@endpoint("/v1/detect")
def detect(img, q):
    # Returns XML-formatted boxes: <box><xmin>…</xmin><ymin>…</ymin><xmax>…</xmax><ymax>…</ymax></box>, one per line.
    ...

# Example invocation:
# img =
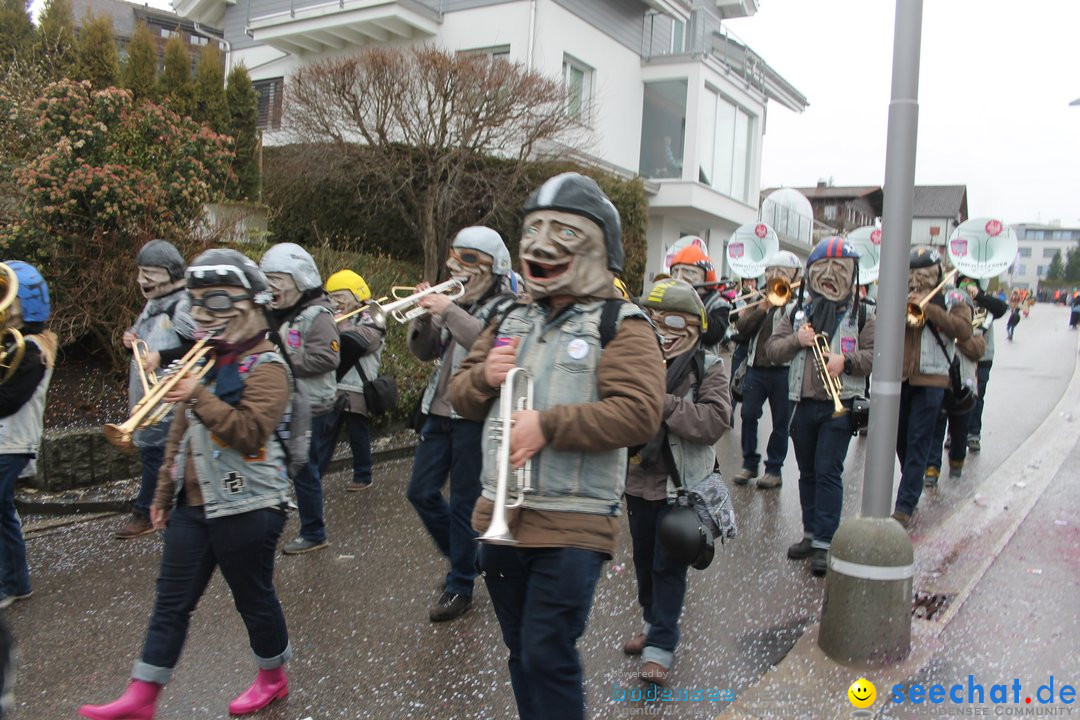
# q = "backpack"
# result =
<box><xmin>264</xmin><ymin>322</ymin><xmax>312</xmax><ymax>480</ymax></box>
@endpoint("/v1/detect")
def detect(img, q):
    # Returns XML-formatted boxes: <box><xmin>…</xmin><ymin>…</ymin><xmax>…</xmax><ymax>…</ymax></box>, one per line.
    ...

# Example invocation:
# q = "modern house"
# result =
<box><xmin>1008</xmin><ymin>222</ymin><xmax>1080</xmax><ymax>292</ymax></box>
<box><xmin>911</xmin><ymin>184</ymin><xmax>968</xmax><ymax>248</ymax></box>
<box><xmin>71</xmin><ymin>0</ymin><xmax>223</xmax><ymax>66</ymax></box>
<box><xmin>169</xmin><ymin>0</ymin><xmax>808</xmax><ymax>279</ymax></box>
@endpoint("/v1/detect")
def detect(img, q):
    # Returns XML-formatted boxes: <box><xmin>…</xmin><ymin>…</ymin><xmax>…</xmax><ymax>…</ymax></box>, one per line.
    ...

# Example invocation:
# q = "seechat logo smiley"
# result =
<box><xmin>848</xmin><ymin>677</ymin><xmax>876</xmax><ymax>708</ymax></box>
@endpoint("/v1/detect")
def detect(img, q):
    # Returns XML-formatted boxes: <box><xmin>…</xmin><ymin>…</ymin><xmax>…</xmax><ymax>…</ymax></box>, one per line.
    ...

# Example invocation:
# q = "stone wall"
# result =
<box><xmin>30</xmin><ymin>428</ymin><xmax>141</xmax><ymax>491</ymax></box>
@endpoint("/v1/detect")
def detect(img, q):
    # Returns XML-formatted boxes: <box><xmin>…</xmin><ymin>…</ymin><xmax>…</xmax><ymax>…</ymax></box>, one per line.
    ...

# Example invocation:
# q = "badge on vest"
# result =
<box><xmin>224</xmin><ymin>471</ymin><xmax>245</xmax><ymax>494</ymax></box>
<box><xmin>840</xmin><ymin>336</ymin><xmax>856</xmax><ymax>353</ymax></box>
<box><xmin>567</xmin><ymin>338</ymin><xmax>589</xmax><ymax>360</ymax></box>
<box><xmin>287</xmin><ymin>328</ymin><xmax>302</xmax><ymax>348</ymax></box>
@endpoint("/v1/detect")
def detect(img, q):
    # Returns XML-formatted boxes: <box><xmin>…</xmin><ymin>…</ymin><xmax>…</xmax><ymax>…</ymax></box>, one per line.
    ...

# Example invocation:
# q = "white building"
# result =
<box><xmin>170</xmin><ymin>0</ymin><xmax>807</xmax><ymax>279</ymax></box>
<box><xmin>1008</xmin><ymin>222</ymin><xmax>1080</xmax><ymax>292</ymax></box>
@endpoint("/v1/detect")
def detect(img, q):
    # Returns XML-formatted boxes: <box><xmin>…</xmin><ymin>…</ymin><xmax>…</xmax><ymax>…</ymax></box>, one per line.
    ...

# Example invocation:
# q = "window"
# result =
<box><xmin>697</xmin><ymin>87</ymin><xmax>754</xmax><ymax>203</ymax></box>
<box><xmin>1053</xmin><ymin>230</ymin><xmax>1066</xmax><ymax>240</ymax></box>
<box><xmin>1015</xmin><ymin>264</ymin><xmax>1027</xmax><ymax>276</ymax></box>
<box><xmin>824</xmin><ymin>205</ymin><xmax>838</xmax><ymax>221</ymax></box>
<box><xmin>1044</xmin><ymin>248</ymin><xmax>1060</xmax><ymax>258</ymax></box>
<box><xmin>1018</xmin><ymin>247</ymin><xmax>1032</xmax><ymax>257</ymax></box>
<box><xmin>562</xmin><ymin>55</ymin><xmax>593</xmax><ymax>123</ymax></box>
<box><xmin>1037</xmin><ymin>265</ymin><xmax>1048</xmax><ymax>278</ymax></box>
<box><xmin>639</xmin><ymin>79</ymin><xmax>687</xmax><ymax>179</ymax></box>
<box><xmin>253</xmin><ymin>77</ymin><xmax>284</xmax><ymax>131</ymax></box>
<box><xmin>160</xmin><ymin>28</ymin><xmax>177</xmax><ymax>38</ymax></box>
<box><xmin>671</xmin><ymin>18</ymin><xmax>685</xmax><ymax>53</ymax></box>
<box><xmin>459</xmin><ymin>45</ymin><xmax>510</xmax><ymax>61</ymax></box>
<box><xmin>190</xmin><ymin>35</ymin><xmax>209</xmax><ymax>46</ymax></box>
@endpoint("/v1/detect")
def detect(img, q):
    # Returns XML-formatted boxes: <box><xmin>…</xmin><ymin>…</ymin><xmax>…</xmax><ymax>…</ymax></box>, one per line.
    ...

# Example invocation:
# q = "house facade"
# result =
<box><xmin>72</xmin><ymin>0</ymin><xmax>223</xmax><ymax>66</ymax></box>
<box><xmin>1008</xmin><ymin>223</ymin><xmax>1080</xmax><ymax>292</ymax></box>
<box><xmin>169</xmin><ymin>0</ymin><xmax>807</xmax><ymax>280</ymax></box>
<box><xmin>910</xmin><ymin>184</ymin><xmax>968</xmax><ymax>248</ymax></box>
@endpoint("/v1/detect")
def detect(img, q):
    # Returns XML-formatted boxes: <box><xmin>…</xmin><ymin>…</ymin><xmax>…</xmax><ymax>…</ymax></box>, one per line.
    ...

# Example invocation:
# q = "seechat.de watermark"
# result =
<box><xmin>846</xmin><ymin>675</ymin><xmax>1078</xmax><ymax>717</ymax></box>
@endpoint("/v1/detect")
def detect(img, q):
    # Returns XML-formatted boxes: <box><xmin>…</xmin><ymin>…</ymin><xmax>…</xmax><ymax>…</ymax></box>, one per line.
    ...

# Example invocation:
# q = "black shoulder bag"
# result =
<box><xmin>927</xmin><ymin>324</ymin><xmax>976</xmax><ymax>415</ymax></box>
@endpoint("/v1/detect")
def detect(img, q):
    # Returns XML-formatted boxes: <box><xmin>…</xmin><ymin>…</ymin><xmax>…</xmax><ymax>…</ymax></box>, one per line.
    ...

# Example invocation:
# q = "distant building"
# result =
<box><xmin>1008</xmin><ymin>222</ymin><xmax>1080</xmax><ymax>291</ymax></box>
<box><xmin>911</xmin><ymin>184</ymin><xmax>968</xmax><ymax>248</ymax></box>
<box><xmin>71</xmin><ymin>0</ymin><xmax>223</xmax><ymax>68</ymax></box>
<box><xmin>763</xmin><ymin>183</ymin><xmax>883</xmax><ymax>236</ymax></box>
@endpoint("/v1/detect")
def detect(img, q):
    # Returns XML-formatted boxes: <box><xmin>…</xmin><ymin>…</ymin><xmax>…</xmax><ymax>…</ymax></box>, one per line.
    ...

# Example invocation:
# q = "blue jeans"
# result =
<box><xmin>134</xmin><ymin>444</ymin><xmax>166</xmax><ymax>518</ymax></box>
<box><xmin>135</xmin><ymin>503</ymin><xmax>290</xmax><ymax>685</ymax></box>
<box><xmin>740</xmin><ymin>366</ymin><xmax>792</xmax><ymax>475</ymax></box>
<box><xmin>789</xmin><ymin>400</ymin><xmax>854</xmax><ymax>548</ymax></box>
<box><xmin>345</xmin><ymin>413</ymin><xmax>373</xmax><ymax>485</ymax></box>
<box><xmin>928</xmin><ymin>405</ymin><xmax>972</xmax><ymax>470</ymax></box>
<box><xmin>294</xmin><ymin>410</ymin><xmax>338</xmax><ymax>542</ymax></box>
<box><xmin>478</xmin><ymin>544</ymin><xmax>605</xmax><ymax>720</ymax></box>
<box><xmin>406</xmin><ymin>416</ymin><xmax>482</xmax><ymax>596</ymax></box>
<box><xmin>967</xmin><ymin>363</ymin><xmax>991</xmax><ymax>440</ymax></box>
<box><xmin>626</xmin><ymin>495</ymin><xmax>687</xmax><ymax>669</ymax></box>
<box><xmin>0</xmin><ymin>455</ymin><xmax>31</xmax><ymax>598</ymax></box>
<box><xmin>730</xmin><ymin>343</ymin><xmax>748</xmax><ymax>407</ymax></box>
<box><xmin>894</xmin><ymin>384</ymin><xmax>945</xmax><ymax>516</ymax></box>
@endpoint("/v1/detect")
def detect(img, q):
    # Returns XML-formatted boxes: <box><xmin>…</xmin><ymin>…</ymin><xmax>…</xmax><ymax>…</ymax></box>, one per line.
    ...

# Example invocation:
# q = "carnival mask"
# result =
<box><xmin>328</xmin><ymin>289</ymin><xmax>360</xmax><ymax>315</ymax></box>
<box><xmin>138</xmin><ymin>266</ymin><xmax>182</xmax><ymax>300</ymax></box>
<box><xmin>447</xmin><ymin>247</ymin><xmax>496</xmax><ymax>305</ymax></box>
<box><xmin>670</xmin><ymin>264</ymin><xmax>706</xmax><ymax>286</ymax></box>
<box><xmin>520</xmin><ymin>209</ymin><xmax>614</xmax><ymax>299</ymax></box>
<box><xmin>189</xmin><ymin>286</ymin><xmax>266</xmax><ymax>345</ymax></box>
<box><xmin>909</xmin><ymin>265</ymin><xmax>941</xmax><ymax>295</ymax></box>
<box><xmin>807</xmin><ymin>258</ymin><xmax>855</xmax><ymax>302</ymax></box>
<box><xmin>266</xmin><ymin>272</ymin><xmax>301</xmax><ymax>310</ymax></box>
<box><xmin>648</xmin><ymin>309</ymin><xmax>700</xmax><ymax>358</ymax></box>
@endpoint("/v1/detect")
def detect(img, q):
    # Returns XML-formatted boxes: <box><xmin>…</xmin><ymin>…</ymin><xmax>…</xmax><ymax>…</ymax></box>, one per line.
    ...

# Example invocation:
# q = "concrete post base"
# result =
<box><xmin>819</xmin><ymin>516</ymin><xmax>914</xmax><ymax>666</ymax></box>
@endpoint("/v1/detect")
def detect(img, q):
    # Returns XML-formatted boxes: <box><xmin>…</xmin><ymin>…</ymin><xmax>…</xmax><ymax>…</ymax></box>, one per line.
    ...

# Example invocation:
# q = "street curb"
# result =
<box><xmin>718</xmin><ymin>330</ymin><xmax>1080</xmax><ymax>718</ymax></box>
<box><xmin>16</xmin><ymin>439</ymin><xmax>418</xmax><ymax>517</ymax></box>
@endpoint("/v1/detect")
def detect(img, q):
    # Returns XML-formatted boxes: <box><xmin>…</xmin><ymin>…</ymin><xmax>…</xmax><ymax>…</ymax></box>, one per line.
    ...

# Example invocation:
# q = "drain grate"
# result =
<box><xmin>911</xmin><ymin>591</ymin><xmax>953</xmax><ymax>619</ymax></box>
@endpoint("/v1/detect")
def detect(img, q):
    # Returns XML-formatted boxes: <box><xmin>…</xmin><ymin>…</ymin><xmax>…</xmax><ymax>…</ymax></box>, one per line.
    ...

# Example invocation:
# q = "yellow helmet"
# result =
<box><xmin>325</xmin><ymin>269</ymin><xmax>371</xmax><ymax>302</ymax></box>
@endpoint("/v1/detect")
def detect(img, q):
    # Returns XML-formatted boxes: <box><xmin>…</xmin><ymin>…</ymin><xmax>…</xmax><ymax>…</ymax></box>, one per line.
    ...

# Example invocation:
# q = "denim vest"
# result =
<box><xmin>980</xmin><ymin>322</ymin><xmax>995</xmax><ymax>363</ymax></box>
<box><xmin>787</xmin><ymin>307</ymin><xmax>867</xmax><ymax>402</ymax></box>
<box><xmin>421</xmin><ymin>295</ymin><xmax>514</xmax><ymax>419</ymax></box>
<box><xmin>918</xmin><ymin>291</ymin><xmax>966</xmax><ymax>378</ymax></box>
<box><xmin>0</xmin><ymin>335</ymin><xmax>53</xmax><ymax>456</ymax></box>
<box><xmin>172</xmin><ymin>352</ymin><xmax>292</xmax><ymax>519</ymax></box>
<box><xmin>279</xmin><ymin>304</ymin><xmax>337</xmax><ymax>414</ymax></box>
<box><xmin>747</xmin><ymin>302</ymin><xmax>795</xmax><ymax>367</ymax></box>
<box><xmin>663</xmin><ymin>353</ymin><xmax>721</xmax><ymax>500</ymax></box>
<box><xmin>338</xmin><ymin>347</ymin><xmax>382</xmax><ymax>396</ymax></box>
<box><xmin>128</xmin><ymin>291</ymin><xmax>194</xmax><ymax>447</ymax></box>
<box><xmin>479</xmin><ymin>301</ymin><xmax>648</xmax><ymax>515</ymax></box>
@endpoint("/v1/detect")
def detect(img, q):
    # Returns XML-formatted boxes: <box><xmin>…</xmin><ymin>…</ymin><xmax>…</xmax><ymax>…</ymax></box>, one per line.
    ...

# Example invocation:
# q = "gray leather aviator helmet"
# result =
<box><xmin>137</xmin><ymin>239</ymin><xmax>185</xmax><ymax>281</ymax></box>
<box><xmin>187</xmin><ymin>248</ymin><xmax>271</xmax><ymax>304</ymax></box>
<box><xmin>523</xmin><ymin>172</ymin><xmax>624</xmax><ymax>274</ymax></box>
<box><xmin>260</xmin><ymin>242</ymin><xmax>323</xmax><ymax>291</ymax></box>
<box><xmin>453</xmin><ymin>226</ymin><xmax>512</xmax><ymax>276</ymax></box>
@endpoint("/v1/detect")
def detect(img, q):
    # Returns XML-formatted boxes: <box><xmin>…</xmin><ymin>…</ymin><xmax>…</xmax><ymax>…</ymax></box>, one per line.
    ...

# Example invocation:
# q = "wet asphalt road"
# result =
<box><xmin>9</xmin><ymin>305</ymin><xmax>1078</xmax><ymax>720</ymax></box>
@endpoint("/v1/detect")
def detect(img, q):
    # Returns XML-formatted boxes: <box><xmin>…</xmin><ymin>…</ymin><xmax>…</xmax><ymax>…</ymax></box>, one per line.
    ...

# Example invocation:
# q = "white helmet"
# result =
<box><xmin>453</xmin><ymin>226</ymin><xmax>512</xmax><ymax>276</ymax></box>
<box><xmin>260</xmin><ymin>243</ymin><xmax>322</xmax><ymax>291</ymax></box>
<box><xmin>766</xmin><ymin>250</ymin><xmax>802</xmax><ymax>270</ymax></box>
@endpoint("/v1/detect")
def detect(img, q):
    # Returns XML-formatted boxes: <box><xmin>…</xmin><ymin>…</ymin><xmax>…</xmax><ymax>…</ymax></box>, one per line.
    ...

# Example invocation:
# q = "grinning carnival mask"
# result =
<box><xmin>520</xmin><ymin>173</ymin><xmax>623</xmax><ymax>301</ymax></box>
<box><xmin>670</xmin><ymin>264</ymin><xmax>705</xmax><ymax>286</ymax></box>
<box><xmin>640</xmin><ymin>278</ymin><xmax>706</xmax><ymax>358</ymax></box>
<box><xmin>261</xmin><ymin>243</ymin><xmax>323</xmax><ymax>310</ymax></box>
<box><xmin>909</xmin><ymin>246</ymin><xmax>942</xmax><ymax>295</ymax></box>
<box><xmin>807</xmin><ymin>259</ymin><xmax>855</xmax><ymax>302</ymax></box>
<box><xmin>265</xmin><ymin>272</ymin><xmax>301</xmax><ymax>310</ymax></box>
<box><xmin>186</xmin><ymin>249</ymin><xmax>271</xmax><ymax>345</ymax></box>
<box><xmin>446</xmin><ymin>226</ymin><xmax>510</xmax><ymax>305</ymax></box>
<box><xmin>136</xmin><ymin>240</ymin><xmax>186</xmax><ymax>299</ymax></box>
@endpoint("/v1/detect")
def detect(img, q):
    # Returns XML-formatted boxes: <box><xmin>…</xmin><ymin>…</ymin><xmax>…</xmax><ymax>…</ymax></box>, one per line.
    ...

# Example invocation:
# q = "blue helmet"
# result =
<box><xmin>807</xmin><ymin>236</ymin><xmax>860</xmax><ymax>265</ymax></box>
<box><xmin>5</xmin><ymin>261</ymin><xmax>50</xmax><ymax>323</ymax></box>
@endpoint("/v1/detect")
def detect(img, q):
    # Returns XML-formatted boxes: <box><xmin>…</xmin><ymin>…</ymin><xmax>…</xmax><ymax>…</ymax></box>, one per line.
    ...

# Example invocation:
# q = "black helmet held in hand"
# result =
<box><xmin>658</xmin><ymin>498</ymin><xmax>715</xmax><ymax>570</ymax></box>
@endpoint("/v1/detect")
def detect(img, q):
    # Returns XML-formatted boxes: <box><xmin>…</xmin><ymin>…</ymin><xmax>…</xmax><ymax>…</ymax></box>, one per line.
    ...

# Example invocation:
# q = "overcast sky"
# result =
<box><xmin>728</xmin><ymin>0</ymin><xmax>1080</xmax><ymax>226</ymax></box>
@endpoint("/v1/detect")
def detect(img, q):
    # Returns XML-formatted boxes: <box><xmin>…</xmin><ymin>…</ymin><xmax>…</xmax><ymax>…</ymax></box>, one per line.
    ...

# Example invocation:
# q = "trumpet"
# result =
<box><xmin>765</xmin><ymin>278</ymin><xmax>800</xmax><ymax>307</ymax></box>
<box><xmin>906</xmin><ymin>269</ymin><xmax>959</xmax><ymax>328</ymax></box>
<box><xmin>368</xmin><ymin>279</ymin><xmax>465</xmax><ymax>325</ymax></box>
<box><xmin>812</xmin><ymin>332</ymin><xmax>847</xmax><ymax>417</ymax></box>
<box><xmin>972</xmin><ymin>307</ymin><xmax>990</xmax><ymax>331</ymax></box>
<box><xmin>333</xmin><ymin>298</ymin><xmax>387</xmax><ymax>325</ymax></box>
<box><xmin>104</xmin><ymin>336</ymin><xmax>216</xmax><ymax>451</ymax></box>
<box><xmin>479</xmin><ymin>367</ymin><xmax>534</xmax><ymax>545</ymax></box>
<box><xmin>131</xmin><ymin>339</ymin><xmax>159</xmax><ymax>397</ymax></box>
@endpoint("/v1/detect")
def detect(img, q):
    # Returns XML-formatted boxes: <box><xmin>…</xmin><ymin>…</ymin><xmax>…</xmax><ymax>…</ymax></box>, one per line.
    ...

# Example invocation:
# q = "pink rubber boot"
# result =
<box><xmin>78</xmin><ymin>679</ymin><xmax>161</xmax><ymax>720</ymax></box>
<box><xmin>228</xmin><ymin>666</ymin><xmax>289</xmax><ymax>715</ymax></box>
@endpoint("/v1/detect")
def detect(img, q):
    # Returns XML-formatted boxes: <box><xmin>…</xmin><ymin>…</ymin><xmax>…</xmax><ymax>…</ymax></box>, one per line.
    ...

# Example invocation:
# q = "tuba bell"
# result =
<box><xmin>479</xmin><ymin>366</ymin><xmax>534</xmax><ymax>545</ymax></box>
<box><xmin>0</xmin><ymin>264</ymin><xmax>26</xmax><ymax>385</ymax></box>
<box><xmin>726</xmin><ymin>222</ymin><xmax>780</xmax><ymax>281</ymax></box>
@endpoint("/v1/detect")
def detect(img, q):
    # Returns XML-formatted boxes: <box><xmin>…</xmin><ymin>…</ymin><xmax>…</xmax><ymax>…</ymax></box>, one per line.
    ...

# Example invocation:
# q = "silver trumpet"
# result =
<box><xmin>369</xmin><ymin>279</ymin><xmax>465</xmax><ymax>325</ymax></box>
<box><xmin>480</xmin><ymin>366</ymin><xmax>534</xmax><ymax>545</ymax></box>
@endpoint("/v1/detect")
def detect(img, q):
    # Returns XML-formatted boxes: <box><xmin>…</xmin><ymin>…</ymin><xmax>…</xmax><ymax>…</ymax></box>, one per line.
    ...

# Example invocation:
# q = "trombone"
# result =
<box><xmin>104</xmin><ymin>336</ymin><xmax>216</xmax><ymax>451</ymax></box>
<box><xmin>812</xmin><ymin>333</ymin><xmax>847</xmax><ymax>418</ymax></box>
<box><xmin>369</xmin><ymin>279</ymin><xmax>465</xmax><ymax>325</ymax></box>
<box><xmin>333</xmin><ymin>297</ymin><xmax>387</xmax><ymax>325</ymax></box>
<box><xmin>906</xmin><ymin>269</ymin><xmax>959</xmax><ymax>328</ymax></box>
<box><xmin>727</xmin><ymin>280</ymin><xmax>800</xmax><ymax>318</ymax></box>
<box><xmin>479</xmin><ymin>367</ymin><xmax>534</xmax><ymax>545</ymax></box>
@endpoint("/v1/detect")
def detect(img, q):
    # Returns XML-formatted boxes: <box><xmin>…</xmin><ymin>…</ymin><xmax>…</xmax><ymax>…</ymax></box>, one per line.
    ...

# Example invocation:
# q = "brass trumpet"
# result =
<box><xmin>812</xmin><ymin>333</ymin><xmax>847</xmax><ymax>417</ymax></box>
<box><xmin>0</xmin><ymin>263</ymin><xmax>26</xmax><ymax>385</ymax></box>
<box><xmin>906</xmin><ymin>269</ymin><xmax>959</xmax><ymax>328</ymax></box>
<box><xmin>104</xmin><ymin>336</ymin><xmax>216</xmax><ymax>451</ymax></box>
<box><xmin>479</xmin><ymin>367</ymin><xmax>534</xmax><ymax>545</ymax></box>
<box><xmin>369</xmin><ymin>279</ymin><xmax>465</xmax><ymax>325</ymax></box>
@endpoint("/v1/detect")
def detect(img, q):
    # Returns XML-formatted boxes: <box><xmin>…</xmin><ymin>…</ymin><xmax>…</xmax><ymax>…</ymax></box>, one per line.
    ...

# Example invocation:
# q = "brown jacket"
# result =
<box><xmin>450</xmin><ymin>308</ymin><xmax>665</xmax><ymax>557</ymax></box>
<box><xmin>764</xmin><ymin>307</ymin><xmax>875</xmax><ymax>401</ymax></box>
<box><xmin>153</xmin><ymin>339</ymin><xmax>290</xmax><ymax>510</ymax></box>
<box><xmin>902</xmin><ymin>302</ymin><xmax>973</xmax><ymax>387</ymax></box>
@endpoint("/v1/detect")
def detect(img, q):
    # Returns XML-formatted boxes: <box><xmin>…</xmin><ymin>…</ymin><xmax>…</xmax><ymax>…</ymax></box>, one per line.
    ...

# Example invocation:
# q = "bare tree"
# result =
<box><xmin>287</xmin><ymin>46</ymin><xmax>586</xmax><ymax>280</ymax></box>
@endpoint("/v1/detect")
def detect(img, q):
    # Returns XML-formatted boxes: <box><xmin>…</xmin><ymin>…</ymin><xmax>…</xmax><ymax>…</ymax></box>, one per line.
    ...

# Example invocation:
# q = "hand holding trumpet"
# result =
<box><xmin>416</xmin><ymin>281</ymin><xmax>454</xmax><ymax>316</ymax></box>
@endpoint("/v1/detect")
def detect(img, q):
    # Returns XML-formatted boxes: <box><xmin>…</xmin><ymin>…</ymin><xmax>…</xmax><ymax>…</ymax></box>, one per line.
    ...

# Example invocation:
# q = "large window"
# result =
<box><xmin>459</xmin><ymin>45</ymin><xmax>510</xmax><ymax>61</ymax></box>
<box><xmin>639</xmin><ymin>79</ymin><xmax>687</xmax><ymax>179</ymax></box>
<box><xmin>1018</xmin><ymin>247</ymin><xmax>1032</xmax><ymax>257</ymax></box>
<box><xmin>562</xmin><ymin>55</ymin><xmax>593</xmax><ymax>124</ymax></box>
<box><xmin>1043</xmin><ymin>247</ymin><xmax>1060</xmax><ymax>258</ymax></box>
<box><xmin>698</xmin><ymin>87</ymin><xmax>754</xmax><ymax>202</ymax></box>
<box><xmin>253</xmin><ymin>77</ymin><xmax>284</xmax><ymax>131</ymax></box>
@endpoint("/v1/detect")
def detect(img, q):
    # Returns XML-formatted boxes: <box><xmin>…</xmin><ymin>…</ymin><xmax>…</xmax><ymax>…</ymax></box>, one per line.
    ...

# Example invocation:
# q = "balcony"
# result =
<box><xmin>247</xmin><ymin>0</ymin><xmax>442</xmax><ymax>56</ymax></box>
